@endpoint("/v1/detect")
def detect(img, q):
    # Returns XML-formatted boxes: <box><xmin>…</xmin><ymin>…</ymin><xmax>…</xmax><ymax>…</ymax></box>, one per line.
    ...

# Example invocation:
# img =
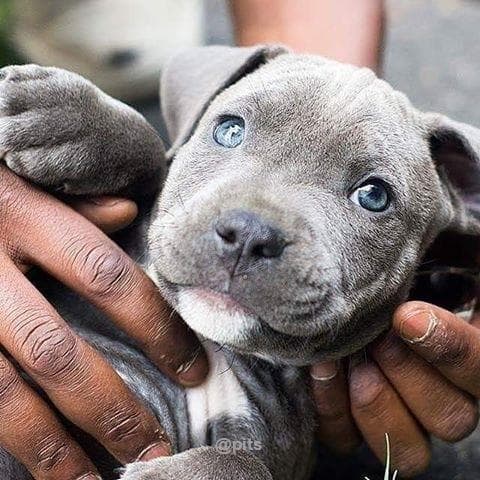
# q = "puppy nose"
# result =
<box><xmin>214</xmin><ymin>210</ymin><xmax>286</xmax><ymax>266</ymax></box>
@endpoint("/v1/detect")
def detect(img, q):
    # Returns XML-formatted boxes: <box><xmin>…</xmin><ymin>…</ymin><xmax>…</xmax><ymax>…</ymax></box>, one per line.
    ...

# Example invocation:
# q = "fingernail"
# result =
<box><xmin>136</xmin><ymin>441</ymin><xmax>171</xmax><ymax>462</ymax></box>
<box><xmin>311</xmin><ymin>361</ymin><xmax>338</xmax><ymax>382</ymax></box>
<box><xmin>177</xmin><ymin>349</ymin><xmax>209</xmax><ymax>386</ymax></box>
<box><xmin>400</xmin><ymin>310</ymin><xmax>438</xmax><ymax>343</ymax></box>
<box><xmin>88</xmin><ymin>196</ymin><xmax>124</xmax><ymax>207</ymax></box>
<box><xmin>76</xmin><ymin>474</ymin><xmax>102</xmax><ymax>480</ymax></box>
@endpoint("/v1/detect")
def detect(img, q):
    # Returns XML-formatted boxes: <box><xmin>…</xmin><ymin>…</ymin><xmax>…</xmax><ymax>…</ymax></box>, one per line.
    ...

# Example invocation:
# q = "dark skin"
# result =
<box><xmin>0</xmin><ymin>166</ymin><xmax>208</xmax><ymax>480</ymax></box>
<box><xmin>312</xmin><ymin>304</ymin><xmax>480</xmax><ymax>477</ymax></box>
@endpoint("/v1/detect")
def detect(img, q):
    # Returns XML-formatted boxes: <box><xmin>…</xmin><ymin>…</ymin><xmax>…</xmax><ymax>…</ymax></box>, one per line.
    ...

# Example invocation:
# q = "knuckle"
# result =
<box><xmin>98</xmin><ymin>404</ymin><xmax>146</xmax><ymax>446</ymax></box>
<box><xmin>6</xmin><ymin>303</ymin><xmax>85</xmax><ymax>380</ymax></box>
<box><xmin>436</xmin><ymin>400</ymin><xmax>479</xmax><ymax>442</ymax></box>
<box><xmin>35</xmin><ymin>433</ymin><xmax>70</xmax><ymax>473</ymax></box>
<box><xmin>86</xmin><ymin>250</ymin><xmax>132</xmax><ymax>299</ymax></box>
<box><xmin>17</xmin><ymin>318</ymin><xmax>80</xmax><ymax>380</ymax></box>
<box><xmin>66</xmin><ymin>238</ymin><xmax>133</xmax><ymax>299</ymax></box>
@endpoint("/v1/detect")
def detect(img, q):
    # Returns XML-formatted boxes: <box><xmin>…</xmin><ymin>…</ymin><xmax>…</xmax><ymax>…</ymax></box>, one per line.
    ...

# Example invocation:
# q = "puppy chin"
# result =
<box><xmin>176</xmin><ymin>288</ymin><xmax>260</xmax><ymax>347</ymax></box>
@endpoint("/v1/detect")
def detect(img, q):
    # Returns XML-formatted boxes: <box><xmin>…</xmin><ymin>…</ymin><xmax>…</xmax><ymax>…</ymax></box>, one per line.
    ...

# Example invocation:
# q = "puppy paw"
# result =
<box><xmin>119</xmin><ymin>459</ymin><xmax>172</xmax><ymax>480</ymax></box>
<box><xmin>119</xmin><ymin>448</ymin><xmax>272</xmax><ymax>480</ymax></box>
<box><xmin>0</xmin><ymin>64</ymin><xmax>164</xmax><ymax>195</ymax></box>
<box><xmin>0</xmin><ymin>64</ymin><xmax>104</xmax><ymax>192</ymax></box>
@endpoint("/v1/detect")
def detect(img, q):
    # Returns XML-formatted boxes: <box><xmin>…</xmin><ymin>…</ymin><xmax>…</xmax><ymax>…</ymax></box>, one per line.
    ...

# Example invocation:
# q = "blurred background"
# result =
<box><xmin>0</xmin><ymin>0</ymin><xmax>479</xmax><ymax>128</ymax></box>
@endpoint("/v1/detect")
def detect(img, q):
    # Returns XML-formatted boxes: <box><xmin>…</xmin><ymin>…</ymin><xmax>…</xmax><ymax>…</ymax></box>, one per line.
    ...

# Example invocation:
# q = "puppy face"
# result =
<box><xmin>149</xmin><ymin>47</ymin><xmax>480</xmax><ymax>365</ymax></box>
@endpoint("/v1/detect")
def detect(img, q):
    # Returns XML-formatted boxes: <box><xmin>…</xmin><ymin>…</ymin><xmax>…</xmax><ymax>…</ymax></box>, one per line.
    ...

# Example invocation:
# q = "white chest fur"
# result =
<box><xmin>185</xmin><ymin>341</ymin><xmax>251</xmax><ymax>446</ymax></box>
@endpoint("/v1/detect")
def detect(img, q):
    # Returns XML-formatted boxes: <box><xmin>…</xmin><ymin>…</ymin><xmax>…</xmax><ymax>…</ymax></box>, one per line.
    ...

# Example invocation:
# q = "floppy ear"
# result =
<box><xmin>160</xmin><ymin>44</ymin><xmax>288</xmax><ymax>156</ymax></box>
<box><xmin>425</xmin><ymin>113</ymin><xmax>480</xmax><ymax>235</ymax></box>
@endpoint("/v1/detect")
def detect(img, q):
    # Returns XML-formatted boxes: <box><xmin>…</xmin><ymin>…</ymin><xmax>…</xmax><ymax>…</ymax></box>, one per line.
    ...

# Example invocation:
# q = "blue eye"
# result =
<box><xmin>350</xmin><ymin>180</ymin><xmax>390</xmax><ymax>212</ymax></box>
<box><xmin>213</xmin><ymin>117</ymin><xmax>245</xmax><ymax>148</ymax></box>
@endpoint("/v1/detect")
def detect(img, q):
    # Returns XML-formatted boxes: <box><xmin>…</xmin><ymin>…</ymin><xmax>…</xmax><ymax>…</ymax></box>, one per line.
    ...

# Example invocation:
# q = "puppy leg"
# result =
<box><xmin>120</xmin><ymin>446</ymin><xmax>272</xmax><ymax>480</ymax></box>
<box><xmin>0</xmin><ymin>64</ymin><xmax>165</xmax><ymax>197</ymax></box>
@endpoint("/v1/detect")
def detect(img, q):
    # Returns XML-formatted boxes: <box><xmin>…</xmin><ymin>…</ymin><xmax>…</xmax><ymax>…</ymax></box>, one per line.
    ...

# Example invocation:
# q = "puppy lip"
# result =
<box><xmin>153</xmin><ymin>272</ymin><xmax>258</xmax><ymax>317</ymax></box>
<box><xmin>186</xmin><ymin>286</ymin><xmax>254</xmax><ymax>316</ymax></box>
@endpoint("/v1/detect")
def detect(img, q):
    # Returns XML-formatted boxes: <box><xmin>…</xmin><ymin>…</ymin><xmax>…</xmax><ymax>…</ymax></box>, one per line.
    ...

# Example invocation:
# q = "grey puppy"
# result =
<box><xmin>0</xmin><ymin>45</ymin><xmax>479</xmax><ymax>480</ymax></box>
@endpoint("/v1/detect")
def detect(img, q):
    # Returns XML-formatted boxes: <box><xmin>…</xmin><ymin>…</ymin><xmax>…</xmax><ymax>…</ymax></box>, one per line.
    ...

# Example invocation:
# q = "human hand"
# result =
<box><xmin>311</xmin><ymin>302</ymin><xmax>480</xmax><ymax>477</ymax></box>
<box><xmin>0</xmin><ymin>166</ymin><xmax>208</xmax><ymax>480</ymax></box>
<box><xmin>231</xmin><ymin>0</ymin><xmax>384</xmax><ymax>73</ymax></box>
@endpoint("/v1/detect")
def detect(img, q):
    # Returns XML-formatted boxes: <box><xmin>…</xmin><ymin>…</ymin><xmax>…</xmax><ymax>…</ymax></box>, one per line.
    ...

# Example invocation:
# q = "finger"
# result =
<box><xmin>372</xmin><ymin>331</ymin><xmax>478</xmax><ymax>442</ymax></box>
<box><xmin>0</xmin><ymin>351</ymin><xmax>100</xmax><ymax>480</ymax></box>
<box><xmin>394</xmin><ymin>301</ymin><xmax>480</xmax><ymax>398</ymax></box>
<box><xmin>1</xmin><ymin>167</ymin><xmax>207</xmax><ymax>386</ymax></box>
<box><xmin>12</xmin><ymin>194</ymin><xmax>138</xmax><ymax>284</ymax></box>
<box><xmin>349</xmin><ymin>359</ymin><xmax>431</xmax><ymax>477</ymax></box>
<box><xmin>68</xmin><ymin>197</ymin><xmax>138</xmax><ymax>234</ymax></box>
<box><xmin>0</xmin><ymin>354</ymin><xmax>101</xmax><ymax>480</ymax></box>
<box><xmin>0</xmin><ymin>258</ymin><xmax>171</xmax><ymax>465</ymax></box>
<box><xmin>310</xmin><ymin>361</ymin><xmax>361</xmax><ymax>454</ymax></box>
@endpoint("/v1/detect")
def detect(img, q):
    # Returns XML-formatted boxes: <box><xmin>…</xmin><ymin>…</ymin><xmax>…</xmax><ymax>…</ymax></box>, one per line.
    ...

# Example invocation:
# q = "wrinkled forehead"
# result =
<box><xmin>209</xmin><ymin>54</ymin><xmax>424</xmax><ymax>162</ymax></box>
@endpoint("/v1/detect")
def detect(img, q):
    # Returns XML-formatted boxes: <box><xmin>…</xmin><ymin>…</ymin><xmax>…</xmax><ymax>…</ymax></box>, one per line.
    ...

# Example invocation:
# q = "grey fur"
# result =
<box><xmin>0</xmin><ymin>46</ymin><xmax>479</xmax><ymax>479</ymax></box>
<box><xmin>0</xmin><ymin>64</ymin><xmax>165</xmax><ymax>197</ymax></box>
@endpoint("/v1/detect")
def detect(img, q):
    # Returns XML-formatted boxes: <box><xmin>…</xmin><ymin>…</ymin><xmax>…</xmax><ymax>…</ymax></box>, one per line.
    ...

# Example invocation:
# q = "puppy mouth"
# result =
<box><xmin>157</xmin><ymin>275</ymin><xmax>362</xmax><ymax>364</ymax></box>
<box><xmin>169</xmin><ymin>284</ymin><xmax>263</xmax><ymax>349</ymax></box>
<box><xmin>153</xmin><ymin>269</ymin><xmax>259</xmax><ymax>318</ymax></box>
<box><xmin>156</xmin><ymin>271</ymin><xmax>333</xmax><ymax>339</ymax></box>
<box><xmin>184</xmin><ymin>287</ymin><xmax>256</xmax><ymax>316</ymax></box>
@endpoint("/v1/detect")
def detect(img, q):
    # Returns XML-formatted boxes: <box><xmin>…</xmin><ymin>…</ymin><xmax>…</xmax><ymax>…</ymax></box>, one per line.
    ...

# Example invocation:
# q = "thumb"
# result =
<box><xmin>69</xmin><ymin>196</ymin><xmax>138</xmax><ymax>233</ymax></box>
